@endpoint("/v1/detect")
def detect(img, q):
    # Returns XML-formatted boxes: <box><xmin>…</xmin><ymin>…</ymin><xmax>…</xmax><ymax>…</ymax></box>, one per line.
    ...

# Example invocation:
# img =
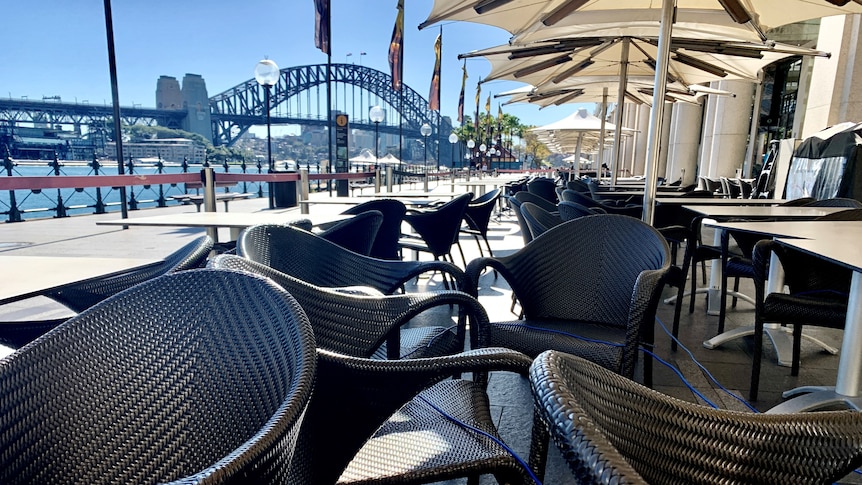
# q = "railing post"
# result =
<box><xmin>299</xmin><ymin>168</ymin><xmax>310</xmax><ymax>215</ymax></box>
<box><xmin>156</xmin><ymin>156</ymin><xmax>167</xmax><ymax>207</ymax></box>
<box><xmin>51</xmin><ymin>152</ymin><xmax>67</xmax><ymax>218</ymax></box>
<box><xmin>3</xmin><ymin>146</ymin><xmax>22</xmax><ymax>223</ymax></box>
<box><xmin>202</xmin><ymin>167</ymin><xmax>218</xmax><ymax>242</ymax></box>
<box><xmin>90</xmin><ymin>153</ymin><xmax>106</xmax><ymax>214</ymax></box>
<box><xmin>375</xmin><ymin>167</ymin><xmax>381</xmax><ymax>193</ymax></box>
<box><xmin>386</xmin><ymin>165</ymin><xmax>393</xmax><ymax>192</ymax></box>
<box><xmin>256</xmin><ymin>160</ymin><xmax>264</xmax><ymax>199</ymax></box>
<box><xmin>240</xmin><ymin>159</ymin><xmax>249</xmax><ymax>194</ymax></box>
<box><xmin>126</xmin><ymin>154</ymin><xmax>138</xmax><ymax>210</ymax></box>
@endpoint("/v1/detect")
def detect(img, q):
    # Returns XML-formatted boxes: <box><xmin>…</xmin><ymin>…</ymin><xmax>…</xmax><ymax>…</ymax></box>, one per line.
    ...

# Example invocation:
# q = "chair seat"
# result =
<box><xmin>487</xmin><ymin>319</ymin><xmax>627</xmax><ymax>372</ymax></box>
<box><xmin>763</xmin><ymin>293</ymin><xmax>848</xmax><ymax>328</ymax></box>
<box><xmin>372</xmin><ymin>326</ymin><xmax>462</xmax><ymax>360</ymax></box>
<box><xmin>338</xmin><ymin>379</ymin><xmax>526</xmax><ymax>484</ymax></box>
<box><xmin>726</xmin><ymin>256</ymin><xmax>755</xmax><ymax>278</ymax></box>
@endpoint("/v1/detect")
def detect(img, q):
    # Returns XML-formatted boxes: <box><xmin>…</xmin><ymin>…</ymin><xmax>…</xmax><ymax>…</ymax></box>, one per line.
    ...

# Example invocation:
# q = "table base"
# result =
<box><xmin>767</xmin><ymin>387</ymin><xmax>862</xmax><ymax>413</ymax></box>
<box><xmin>703</xmin><ymin>323</ymin><xmax>838</xmax><ymax>367</ymax></box>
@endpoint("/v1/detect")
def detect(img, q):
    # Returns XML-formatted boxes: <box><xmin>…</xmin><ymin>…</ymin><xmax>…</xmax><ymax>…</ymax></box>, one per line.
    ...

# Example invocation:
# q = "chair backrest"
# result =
<box><xmin>780</xmin><ymin>196</ymin><xmax>816</xmax><ymax>206</ymax></box>
<box><xmin>804</xmin><ymin>197</ymin><xmax>862</xmax><ymax>208</ymax></box>
<box><xmin>507</xmin><ymin>195</ymin><xmax>533</xmax><ymax>245</ymax></box>
<box><xmin>464</xmin><ymin>188</ymin><xmax>502</xmax><ymax>236</ymax></box>
<box><xmin>514</xmin><ymin>190</ymin><xmax>559</xmax><ymax>212</ymax></box>
<box><xmin>527</xmin><ymin>177</ymin><xmax>559</xmax><ymax>203</ymax></box>
<box><xmin>557</xmin><ymin>201</ymin><xmax>602</xmax><ymax>221</ymax></box>
<box><xmin>341</xmin><ymin>199</ymin><xmax>406</xmax><ymax>260</ymax></box>
<box><xmin>403</xmin><ymin>193</ymin><xmax>473</xmax><ymax>258</ymax></box>
<box><xmin>0</xmin><ymin>269</ymin><xmax>316</xmax><ymax>484</ymax></box>
<box><xmin>735</xmin><ymin>178</ymin><xmax>753</xmax><ymax>198</ymax></box>
<box><xmin>49</xmin><ymin>235</ymin><xmax>214</xmax><ymax>313</ymax></box>
<box><xmin>818</xmin><ymin>208</ymin><xmax>862</xmax><ymax>220</ymax></box>
<box><xmin>238</xmin><ymin>223</ymin><xmax>468</xmax><ymax>294</ymax></box>
<box><xmin>563</xmin><ymin>189</ymin><xmax>603</xmax><ymax>208</ymax></box>
<box><xmin>678</xmin><ymin>189</ymin><xmax>714</xmax><ymax>198</ymax></box>
<box><xmin>566</xmin><ymin>179</ymin><xmax>591</xmax><ymax>193</ymax></box>
<box><xmin>531</xmin><ymin>350</ymin><xmax>862</xmax><ymax>484</ymax></box>
<box><xmin>318</xmin><ymin>209</ymin><xmax>383</xmax><ymax>256</ymax></box>
<box><xmin>494</xmin><ymin>215</ymin><xmax>669</xmax><ymax>328</ymax></box>
<box><xmin>520</xmin><ymin>201</ymin><xmax>564</xmax><ymax>239</ymax></box>
<box><xmin>702</xmin><ymin>177</ymin><xmax>723</xmax><ymax>194</ymax></box>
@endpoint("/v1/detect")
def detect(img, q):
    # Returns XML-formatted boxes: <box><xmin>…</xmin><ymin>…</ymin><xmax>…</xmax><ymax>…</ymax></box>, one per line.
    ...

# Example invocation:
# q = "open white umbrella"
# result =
<box><xmin>423</xmin><ymin>0</ymin><xmax>862</xmax><ymax>223</ymax></box>
<box><xmin>531</xmin><ymin>107</ymin><xmax>637</xmax><ymax>170</ymax></box>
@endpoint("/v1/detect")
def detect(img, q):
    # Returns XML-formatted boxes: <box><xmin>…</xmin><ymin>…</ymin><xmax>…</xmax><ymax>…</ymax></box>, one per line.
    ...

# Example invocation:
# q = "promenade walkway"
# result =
<box><xmin>0</xmin><ymin>181</ymin><xmax>855</xmax><ymax>484</ymax></box>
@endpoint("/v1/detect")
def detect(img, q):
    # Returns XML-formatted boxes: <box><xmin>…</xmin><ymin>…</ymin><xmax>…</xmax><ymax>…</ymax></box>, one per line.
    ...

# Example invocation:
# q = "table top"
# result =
<box><xmin>706</xmin><ymin>220</ymin><xmax>862</xmax><ymax>239</ymax></box>
<box><xmin>777</xmin><ymin>234</ymin><xmax>862</xmax><ymax>273</ymax></box>
<box><xmin>357</xmin><ymin>191</ymin><xmax>460</xmax><ymax>198</ymax></box>
<box><xmin>658</xmin><ymin>198</ymin><xmax>785</xmax><ymax>206</ymax></box>
<box><xmin>681</xmin><ymin>205</ymin><xmax>846</xmax><ymax>219</ymax></box>
<box><xmin>96</xmin><ymin>212</ymin><xmax>351</xmax><ymax>229</ymax></box>
<box><xmin>299</xmin><ymin>197</ymin><xmax>442</xmax><ymax>207</ymax></box>
<box><xmin>1</xmin><ymin>255</ymin><xmax>162</xmax><ymax>305</ymax></box>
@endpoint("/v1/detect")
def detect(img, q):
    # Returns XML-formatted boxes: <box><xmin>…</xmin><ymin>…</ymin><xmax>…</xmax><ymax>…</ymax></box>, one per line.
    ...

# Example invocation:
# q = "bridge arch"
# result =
<box><xmin>209</xmin><ymin>63</ymin><xmax>452</xmax><ymax>164</ymax></box>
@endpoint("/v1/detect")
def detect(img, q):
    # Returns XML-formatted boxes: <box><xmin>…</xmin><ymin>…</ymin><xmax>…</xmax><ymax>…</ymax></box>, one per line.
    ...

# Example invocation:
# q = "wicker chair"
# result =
<box><xmin>526</xmin><ymin>177</ymin><xmax>559</xmax><ymax>203</ymax></box>
<box><xmin>514</xmin><ymin>190</ymin><xmax>558</xmax><ymax>213</ymax></box>
<box><xmin>557</xmin><ymin>200</ymin><xmax>604</xmax><ymax>221</ymax></box>
<box><xmin>465</xmin><ymin>215</ymin><xmax>670</xmax><ymax>383</ymax></box>
<box><xmin>804</xmin><ymin>197</ymin><xmax>862</xmax><ymax>208</ymax></box>
<box><xmin>519</xmin><ymin>201</ymin><xmax>563</xmax><ymax>239</ymax></box>
<box><xmin>507</xmin><ymin>195</ymin><xmax>533</xmax><ymax>245</ymax></box>
<box><xmin>317</xmin><ymin>209</ymin><xmax>383</xmax><ymax>256</ymax></box>
<box><xmin>530</xmin><ymin>350</ymin><xmax>862</xmax><ymax>484</ymax></box>
<box><xmin>399</xmin><ymin>193</ymin><xmax>473</xmax><ymax>266</ymax></box>
<box><xmin>237</xmin><ymin>224</ymin><xmax>470</xmax><ymax>294</ymax></box>
<box><xmin>210</xmin><ymin>254</ymin><xmax>478</xmax><ymax>359</ymax></box>
<box><xmin>341</xmin><ymin>199</ymin><xmax>407</xmax><ymax>260</ymax></box>
<box><xmin>0</xmin><ymin>235</ymin><xmax>213</xmax><ymax>349</ymax></box>
<box><xmin>0</xmin><ymin>269</ymin><xmax>316</xmax><ymax>484</ymax></box>
<box><xmin>461</xmin><ymin>188</ymin><xmax>502</xmax><ymax>258</ymax></box>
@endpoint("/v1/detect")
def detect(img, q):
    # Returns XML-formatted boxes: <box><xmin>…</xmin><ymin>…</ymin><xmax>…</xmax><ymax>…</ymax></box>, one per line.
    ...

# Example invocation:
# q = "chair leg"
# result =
<box><xmin>750</xmin><ymin>318</ymin><xmax>764</xmax><ymax>402</ymax></box>
<box><xmin>732</xmin><ymin>277</ymin><xmax>740</xmax><ymax>308</ymax></box>
<box><xmin>792</xmin><ymin>323</ymin><xmax>802</xmax><ymax>377</ymax></box>
<box><xmin>671</xmin><ymin>277</ymin><xmax>686</xmax><ymax>352</ymax></box>
<box><xmin>689</xmin><ymin>256</ymin><xmax>698</xmax><ymax>314</ymax></box>
<box><xmin>528</xmin><ymin>410</ymin><xmax>550</xmax><ymax>485</ymax></box>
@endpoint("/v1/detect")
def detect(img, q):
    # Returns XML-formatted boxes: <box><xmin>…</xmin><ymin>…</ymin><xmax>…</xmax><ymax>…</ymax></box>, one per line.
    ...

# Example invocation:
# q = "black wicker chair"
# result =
<box><xmin>519</xmin><ymin>201</ymin><xmax>563</xmax><ymax>239</ymax></box>
<box><xmin>804</xmin><ymin>197</ymin><xmax>862</xmax><ymax>208</ymax></box>
<box><xmin>341</xmin><ymin>199</ymin><xmax>407</xmax><ymax>260</ymax></box>
<box><xmin>507</xmin><ymin>195</ymin><xmax>533</xmax><ymax>246</ymax></box>
<box><xmin>237</xmin><ymin>223</ymin><xmax>470</xmax><ymax>294</ymax></box>
<box><xmin>514</xmin><ymin>190</ymin><xmax>558</xmax><ymax>213</ymax></box>
<box><xmin>461</xmin><ymin>188</ymin><xmax>502</xmax><ymax>258</ymax></box>
<box><xmin>557</xmin><ymin>200</ymin><xmax>604</xmax><ymax>221</ymax></box>
<box><xmin>0</xmin><ymin>235</ymin><xmax>213</xmax><ymax>349</ymax></box>
<box><xmin>465</xmin><ymin>215</ymin><xmax>670</xmax><ymax>383</ymax></box>
<box><xmin>530</xmin><ymin>350</ymin><xmax>862</xmax><ymax>484</ymax></box>
<box><xmin>210</xmin><ymin>254</ymin><xmax>477</xmax><ymax>360</ymax></box>
<box><xmin>0</xmin><ymin>269</ymin><xmax>316</xmax><ymax>484</ymax></box>
<box><xmin>526</xmin><ymin>177</ymin><xmax>559</xmax><ymax>203</ymax></box>
<box><xmin>566</xmin><ymin>179</ymin><xmax>591</xmax><ymax>193</ymax></box>
<box><xmin>317</xmin><ymin>209</ymin><xmax>383</xmax><ymax>256</ymax></box>
<box><xmin>399</xmin><ymin>193</ymin><xmax>473</xmax><ymax>267</ymax></box>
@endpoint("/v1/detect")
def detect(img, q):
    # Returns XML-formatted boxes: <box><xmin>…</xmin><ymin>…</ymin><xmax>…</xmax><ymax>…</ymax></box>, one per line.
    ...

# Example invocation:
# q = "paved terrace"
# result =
<box><xmin>0</xmin><ymin>181</ymin><xmax>857</xmax><ymax>484</ymax></box>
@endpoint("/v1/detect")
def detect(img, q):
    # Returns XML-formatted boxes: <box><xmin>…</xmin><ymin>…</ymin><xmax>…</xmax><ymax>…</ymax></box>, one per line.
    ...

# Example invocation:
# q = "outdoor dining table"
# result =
<box><xmin>701</xmin><ymin>220</ymin><xmax>862</xmax><ymax>368</ymax></box>
<box><xmin>0</xmin><ymin>255</ymin><xmax>162</xmax><ymax>305</ymax></box>
<box><xmin>298</xmin><ymin>197</ymin><xmax>443</xmax><ymax>214</ymax></box>
<box><xmin>97</xmin><ymin>212</ymin><xmax>352</xmax><ymax>244</ymax></box>
<box><xmin>767</xmin><ymin>229</ymin><xmax>862</xmax><ymax>413</ymax></box>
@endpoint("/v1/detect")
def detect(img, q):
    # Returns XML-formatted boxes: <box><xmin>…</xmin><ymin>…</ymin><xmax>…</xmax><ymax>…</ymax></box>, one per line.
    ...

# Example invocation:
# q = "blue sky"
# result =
<box><xmin>0</xmin><ymin>0</ymin><xmax>589</xmax><ymax>135</ymax></box>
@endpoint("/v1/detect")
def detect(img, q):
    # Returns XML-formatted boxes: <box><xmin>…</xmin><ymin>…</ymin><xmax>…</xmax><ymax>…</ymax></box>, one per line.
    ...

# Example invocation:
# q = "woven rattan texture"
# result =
<box><xmin>531</xmin><ymin>350</ymin><xmax>862</xmax><ymax>484</ymax></box>
<box><xmin>466</xmin><ymin>215</ymin><xmax>670</xmax><ymax>378</ymax></box>
<box><xmin>238</xmin><ymin>224</ymin><xmax>469</xmax><ymax>294</ymax></box>
<box><xmin>341</xmin><ymin>199</ymin><xmax>407</xmax><ymax>260</ymax></box>
<box><xmin>318</xmin><ymin>209</ymin><xmax>383</xmax><ymax>256</ymax></box>
<box><xmin>0</xmin><ymin>269</ymin><xmax>316</xmax><ymax>484</ymax></box>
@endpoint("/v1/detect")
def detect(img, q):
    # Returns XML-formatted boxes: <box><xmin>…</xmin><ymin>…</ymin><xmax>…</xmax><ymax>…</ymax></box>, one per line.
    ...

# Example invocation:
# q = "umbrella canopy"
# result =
<box><xmin>532</xmin><ymin>107</ymin><xmax>630</xmax><ymax>133</ymax></box>
<box><xmin>377</xmin><ymin>153</ymin><xmax>403</xmax><ymax>165</ymax></box>
<box><xmin>463</xmin><ymin>37</ymin><xmax>826</xmax><ymax>88</ymax></box>
<box><xmin>349</xmin><ymin>149</ymin><xmax>378</xmax><ymax>163</ymax></box>
<box><xmin>420</xmin><ymin>1</ymin><xmax>862</xmax><ymax>41</ymax></box>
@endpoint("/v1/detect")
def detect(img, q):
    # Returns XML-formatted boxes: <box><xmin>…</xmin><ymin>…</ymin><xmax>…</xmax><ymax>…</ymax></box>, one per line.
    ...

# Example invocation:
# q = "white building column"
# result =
<box><xmin>699</xmin><ymin>85</ymin><xmax>719</xmax><ymax>177</ymax></box>
<box><xmin>657</xmin><ymin>102</ymin><xmax>674</xmax><ymax>182</ymax></box>
<box><xmin>628</xmin><ymin>104</ymin><xmax>649</xmax><ymax>176</ymax></box>
<box><xmin>703</xmin><ymin>80</ymin><xmax>756</xmax><ymax>178</ymax></box>
<box><xmin>802</xmin><ymin>14</ymin><xmax>862</xmax><ymax>138</ymax></box>
<box><xmin>667</xmin><ymin>101</ymin><xmax>704</xmax><ymax>185</ymax></box>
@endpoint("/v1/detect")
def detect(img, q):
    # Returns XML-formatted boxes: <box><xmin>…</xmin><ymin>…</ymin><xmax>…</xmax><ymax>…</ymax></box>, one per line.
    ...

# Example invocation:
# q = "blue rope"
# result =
<box><xmin>417</xmin><ymin>395</ymin><xmax>543</xmax><ymax>485</ymax></box>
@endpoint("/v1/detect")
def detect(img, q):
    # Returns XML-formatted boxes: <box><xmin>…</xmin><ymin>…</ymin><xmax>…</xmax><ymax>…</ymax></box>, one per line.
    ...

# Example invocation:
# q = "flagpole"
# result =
<box><xmin>436</xmin><ymin>25</ymin><xmax>442</xmax><ymax>169</ymax></box>
<box><xmin>475</xmin><ymin>78</ymin><xmax>481</xmax><ymax>170</ymax></box>
<box><xmin>326</xmin><ymin>4</ymin><xmax>333</xmax><ymax>196</ymax></box>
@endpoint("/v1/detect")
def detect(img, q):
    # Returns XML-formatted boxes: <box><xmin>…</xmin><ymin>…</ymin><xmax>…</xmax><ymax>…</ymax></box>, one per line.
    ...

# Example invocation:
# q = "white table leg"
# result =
<box><xmin>706</xmin><ymin>219</ymin><xmax>722</xmax><ymax>316</ymax></box>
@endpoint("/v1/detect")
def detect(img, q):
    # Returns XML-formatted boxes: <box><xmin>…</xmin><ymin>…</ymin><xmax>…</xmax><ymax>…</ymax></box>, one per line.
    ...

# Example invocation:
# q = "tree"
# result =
<box><xmin>522</xmin><ymin>126</ymin><xmax>550</xmax><ymax>169</ymax></box>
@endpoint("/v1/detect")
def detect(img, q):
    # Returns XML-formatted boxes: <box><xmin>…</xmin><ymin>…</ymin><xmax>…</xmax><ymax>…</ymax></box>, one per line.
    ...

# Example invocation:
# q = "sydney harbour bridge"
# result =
<box><xmin>0</xmin><ymin>63</ymin><xmax>455</xmax><ymax>165</ymax></box>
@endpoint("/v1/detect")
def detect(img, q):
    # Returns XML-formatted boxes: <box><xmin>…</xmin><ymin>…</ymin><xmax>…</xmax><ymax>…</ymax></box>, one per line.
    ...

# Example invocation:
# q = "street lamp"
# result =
<box><xmin>479</xmin><ymin>143</ymin><xmax>487</xmax><ymax>173</ymax></box>
<box><xmin>448</xmin><ymin>133</ymin><xmax>458</xmax><ymax>170</ymax></box>
<box><xmin>255</xmin><ymin>58</ymin><xmax>279</xmax><ymax>209</ymax></box>
<box><xmin>420</xmin><ymin>123</ymin><xmax>432</xmax><ymax>191</ymax></box>
<box><xmin>467</xmin><ymin>139</ymin><xmax>475</xmax><ymax>171</ymax></box>
<box><xmin>369</xmin><ymin>105</ymin><xmax>384</xmax><ymax>162</ymax></box>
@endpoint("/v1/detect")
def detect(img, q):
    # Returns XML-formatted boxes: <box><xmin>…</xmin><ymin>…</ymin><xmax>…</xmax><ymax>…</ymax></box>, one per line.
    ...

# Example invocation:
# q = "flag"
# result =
<box><xmin>485</xmin><ymin>94</ymin><xmax>491</xmax><ymax>114</ymax></box>
<box><xmin>428</xmin><ymin>33</ymin><xmax>442</xmax><ymax>110</ymax></box>
<box><xmin>313</xmin><ymin>0</ymin><xmax>330</xmax><ymax>55</ymax></box>
<box><xmin>388</xmin><ymin>0</ymin><xmax>404</xmax><ymax>91</ymax></box>
<box><xmin>474</xmin><ymin>80</ymin><xmax>481</xmax><ymax>135</ymax></box>
<box><xmin>498</xmin><ymin>103</ymin><xmax>503</xmax><ymax>123</ymax></box>
<box><xmin>457</xmin><ymin>61</ymin><xmax>467</xmax><ymax>123</ymax></box>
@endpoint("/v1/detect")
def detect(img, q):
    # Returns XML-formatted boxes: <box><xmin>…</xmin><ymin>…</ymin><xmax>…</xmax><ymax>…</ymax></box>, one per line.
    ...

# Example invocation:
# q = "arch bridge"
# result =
<box><xmin>210</xmin><ymin>63</ymin><xmax>452</xmax><ymax>163</ymax></box>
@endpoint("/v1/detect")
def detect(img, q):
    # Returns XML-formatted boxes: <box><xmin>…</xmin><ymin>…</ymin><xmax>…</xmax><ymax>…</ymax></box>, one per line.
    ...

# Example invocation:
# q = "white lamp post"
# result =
<box><xmin>448</xmin><ymin>133</ymin><xmax>458</xmax><ymax>169</ymax></box>
<box><xmin>420</xmin><ymin>123</ymin><xmax>432</xmax><ymax>191</ymax></box>
<box><xmin>255</xmin><ymin>58</ymin><xmax>279</xmax><ymax>209</ymax></box>
<box><xmin>369</xmin><ymin>106</ymin><xmax>384</xmax><ymax>162</ymax></box>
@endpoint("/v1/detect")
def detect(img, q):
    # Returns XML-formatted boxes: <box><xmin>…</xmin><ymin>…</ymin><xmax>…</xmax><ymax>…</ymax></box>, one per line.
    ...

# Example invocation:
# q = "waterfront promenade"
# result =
<box><xmin>0</xmin><ymin>181</ymin><xmax>857</xmax><ymax>483</ymax></box>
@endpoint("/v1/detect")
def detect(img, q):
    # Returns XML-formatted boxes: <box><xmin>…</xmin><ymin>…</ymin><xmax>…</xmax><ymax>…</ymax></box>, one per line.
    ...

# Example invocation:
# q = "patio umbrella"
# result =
<box><xmin>423</xmin><ymin>0</ymin><xmax>862</xmax><ymax>223</ymax></box>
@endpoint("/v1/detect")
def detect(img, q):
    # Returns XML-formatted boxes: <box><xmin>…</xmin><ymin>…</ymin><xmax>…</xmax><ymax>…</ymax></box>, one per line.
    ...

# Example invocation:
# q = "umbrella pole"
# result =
<box><xmin>598</xmin><ymin>88</ymin><xmax>608</xmax><ymax>182</ymax></box>
<box><xmin>612</xmin><ymin>37</ymin><xmax>630</xmax><ymax>187</ymax></box>
<box><xmin>642</xmin><ymin>0</ymin><xmax>674</xmax><ymax>225</ymax></box>
<box><xmin>575</xmin><ymin>132</ymin><xmax>583</xmax><ymax>174</ymax></box>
